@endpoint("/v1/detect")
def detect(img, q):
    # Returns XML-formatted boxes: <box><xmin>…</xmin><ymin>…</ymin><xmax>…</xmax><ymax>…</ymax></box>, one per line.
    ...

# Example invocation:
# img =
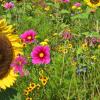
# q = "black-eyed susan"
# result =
<box><xmin>67</xmin><ymin>43</ymin><xmax>73</xmax><ymax>49</ymax></box>
<box><xmin>26</xmin><ymin>97</ymin><xmax>32</xmax><ymax>100</ymax></box>
<box><xmin>0</xmin><ymin>19</ymin><xmax>23</xmax><ymax>90</ymax></box>
<box><xmin>82</xmin><ymin>43</ymin><xmax>88</xmax><ymax>50</ymax></box>
<box><xmin>24</xmin><ymin>88</ymin><xmax>29</xmax><ymax>96</ymax></box>
<box><xmin>62</xmin><ymin>48</ymin><xmax>68</xmax><ymax>54</ymax></box>
<box><xmin>29</xmin><ymin>82</ymin><xmax>36</xmax><ymax>90</ymax></box>
<box><xmin>84</xmin><ymin>0</ymin><xmax>100</xmax><ymax>8</ymax></box>
<box><xmin>39</xmin><ymin>75</ymin><xmax>48</xmax><ymax>86</ymax></box>
<box><xmin>24</xmin><ymin>82</ymin><xmax>36</xmax><ymax>96</ymax></box>
<box><xmin>36</xmin><ymin>84</ymin><xmax>41</xmax><ymax>89</ymax></box>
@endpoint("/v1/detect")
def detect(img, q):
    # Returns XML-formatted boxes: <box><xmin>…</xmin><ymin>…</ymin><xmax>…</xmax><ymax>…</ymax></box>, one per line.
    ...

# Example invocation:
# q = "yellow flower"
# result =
<box><xmin>44</xmin><ymin>39</ymin><xmax>49</xmax><ymax>42</ymax></box>
<box><xmin>98</xmin><ymin>44</ymin><xmax>100</xmax><ymax>48</ymax></box>
<box><xmin>40</xmin><ymin>41</ymin><xmax>48</xmax><ymax>46</ymax></box>
<box><xmin>91</xmin><ymin>55</ymin><xmax>97</xmax><ymax>60</ymax></box>
<box><xmin>84</xmin><ymin>0</ymin><xmax>100</xmax><ymax>8</ymax></box>
<box><xmin>0</xmin><ymin>19</ymin><xmax>23</xmax><ymax>90</ymax></box>
<box><xmin>24</xmin><ymin>88</ymin><xmax>29</xmax><ymax>96</ymax></box>
<box><xmin>67</xmin><ymin>44</ymin><xmax>73</xmax><ymax>49</ymax></box>
<box><xmin>26</xmin><ymin>97</ymin><xmax>32</xmax><ymax>100</ymax></box>
<box><xmin>39</xmin><ymin>75</ymin><xmax>48</xmax><ymax>86</ymax></box>
<box><xmin>36</xmin><ymin>84</ymin><xmax>41</xmax><ymax>89</ymax></box>
<box><xmin>29</xmin><ymin>82</ymin><xmax>36</xmax><ymax>90</ymax></box>
<box><xmin>44</xmin><ymin>6</ymin><xmax>50</xmax><ymax>11</ymax></box>
<box><xmin>77</xmin><ymin>7</ymin><xmax>81</xmax><ymax>10</ymax></box>
<box><xmin>72</xmin><ymin>6</ymin><xmax>77</xmax><ymax>9</ymax></box>
<box><xmin>52</xmin><ymin>33</ymin><xmax>58</xmax><ymax>36</ymax></box>
<box><xmin>62</xmin><ymin>48</ymin><xmax>68</xmax><ymax>54</ymax></box>
<box><xmin>82</xmin><ymin>43</ymin><xmax>88</xmax><ymax>50</ymax></box>
<box><xmin>0</xmin><ymin>69</ymin><xmax>18</xmax><ymax>90</ymax></box>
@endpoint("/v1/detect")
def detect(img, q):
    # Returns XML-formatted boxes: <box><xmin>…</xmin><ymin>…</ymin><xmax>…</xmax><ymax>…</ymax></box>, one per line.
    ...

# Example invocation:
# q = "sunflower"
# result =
<box><xmin>84</xmin><ymin>0</ymin><xmax>100</xmax><ymax>8</ymax></box>
<box><xmin>0</xmin><ymin>19</ymin><xmax>23</xmax><ymax>90</ymax></box>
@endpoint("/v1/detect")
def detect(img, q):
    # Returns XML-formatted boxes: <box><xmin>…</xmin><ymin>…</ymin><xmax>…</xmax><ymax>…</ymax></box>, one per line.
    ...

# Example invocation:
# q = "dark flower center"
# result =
<box><xmin>90</xmin><ymin>0</ymin><xmax>99</xmax><ymax>4</ymax></box>
<box><xmin>0</xmin><ymin>34</ymin><xmax>13</xmax><ymax>79</ymax></box>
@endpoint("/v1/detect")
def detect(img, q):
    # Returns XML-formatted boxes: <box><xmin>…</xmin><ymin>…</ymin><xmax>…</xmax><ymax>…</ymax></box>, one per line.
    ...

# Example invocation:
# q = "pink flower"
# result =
<box><xmin>62</xmin><ymin>32</ymin><xmax>72</xmax><ymax>40</ymax></box>
<box><xmin>11</xmin><ymin>55</ymin><xmax>27</xmax><ymax>76</ymax></box>
<box><xmin>31</xmin><ymin>46</ymin><xmax>50</xmax><ymax>64</ymax></box>
<box><xmin>62</xmin><ymin>0</ymin><xmax>70</xmax><ymax>3</ymax></box>
<box><xmin>91</xmin><ymin>37</ymin><xmax>97</xmax><ymax>44</ymax></box>
<box><xmin>97</xmin><ymin>38</ymin><xmax>100</xmax><ymax>43</ymax></box>
<box><xmin>74</xmin><ymin>2</ymin><xmax>81</xmax><ymax>7</ymax></box>
<box><xmin>4</xmin><ymin>2</ymin><xmax>14</xmax><ymax>10</ymax></box>
<box><xmin>20</xmin><ymin>29</ymin><xmax>37</xmax><ymax>43</ymax></box>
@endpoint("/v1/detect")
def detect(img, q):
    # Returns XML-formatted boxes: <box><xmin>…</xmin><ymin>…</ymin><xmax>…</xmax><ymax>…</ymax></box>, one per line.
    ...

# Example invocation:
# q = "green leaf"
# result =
<box><xmin>59</xmin><ymin>9</ymin><xmax>70</xmax><ymax>14</ymax></box>
<box><xmin>82</xmin><ymin>32</ymin><xmax>100</xmax><ymax>37</ymax></box>
<box><xmin>77</xmin><ymin>47</ymin><xmax>83</xmax><ymax>55</ymax></box>
<box><xmin>71</xmin><ymin>12</ymin><xmax>89</xmax><ymax>20</ymax></box>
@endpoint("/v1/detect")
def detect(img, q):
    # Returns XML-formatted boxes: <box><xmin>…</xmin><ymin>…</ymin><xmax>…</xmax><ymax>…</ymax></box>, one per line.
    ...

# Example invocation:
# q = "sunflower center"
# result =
<box><xmin>0</xmin><ymin>54</ymin><xmax>2</xmax><ymax>61</ymax></box>
<box><xmin>0</xmin><ymin>34</ymin><xmax>13</xmax><ymax>79</ymax></box>
<box><xmin>39</xmin><ymin>52</ymin><xmax>44</xmax><ymax>58</ymax></box>
<box><xmin>90</xmin><ymin>0</ymin><xmax>99</xmax><ymax>4</ymax></box>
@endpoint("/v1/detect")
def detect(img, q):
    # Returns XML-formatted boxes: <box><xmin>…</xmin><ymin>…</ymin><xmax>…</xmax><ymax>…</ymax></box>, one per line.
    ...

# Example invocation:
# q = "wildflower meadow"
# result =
<box><xmin>0</xmin><ymin>0</ymin><xmax>100</xmax><ymax>100</ymax></box>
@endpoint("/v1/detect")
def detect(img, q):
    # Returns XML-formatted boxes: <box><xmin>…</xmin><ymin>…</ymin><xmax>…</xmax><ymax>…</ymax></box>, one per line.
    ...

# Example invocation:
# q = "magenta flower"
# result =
<box><xmin>74</xmin><ymin>2</ymin><xmax>81</xmax><ymax>7</ymax></box>
<box><xmin>62</xmin><ymin>0</ymin><xmax>70</xmax><ymax>3</ymax></box>
<box><xmin>20</xmin><ymin>29</ymin><xmax>37</xmax><ymax>43</ymax></box>
<box><xmin>4</xmin><ymin>2</ymin><xmax>14</xmax><ymax>10</ymax></box>
<box><xmin>31</xmin><ymin>46</ymin><xmax>50</xmax><ymax>64</ymax></box>
<box><xmin>11</xmin><ymin>55</ymin><xmax>27</xmax><ymax>76</ymax></box>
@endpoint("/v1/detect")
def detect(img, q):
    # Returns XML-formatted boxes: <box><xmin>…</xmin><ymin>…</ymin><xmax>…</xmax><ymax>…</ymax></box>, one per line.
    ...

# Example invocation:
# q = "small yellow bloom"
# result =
<box><xmin>77</xmin><ymin>7</ymin><xmax>81</xmax><ymax>10</ymax></box>
<box><xmin>27</xmin><ymin>87</ymin><xmax>33</xmax><ymax>92</ymax></box>
<box><xmin>62</xmin><ymin>48</ymin><xmax>68</xmax><ymax>54</ymax></box>
<box><xmin>36</xmin><ymin>84</ymin><xmax>41</xmax><ymax>89</ymax></box>
<box><xmin>91</xmin><ymin>56</ymin><xmax>97</xmax><ymax>60</ymax></box>
<box><xmin>39</xmin><ymin>75</ymin><xmax>48</xmax><ymax>86</ymax></box>
<box><xmin>44</xmin><ymin>6</ymin><xmax>50</xmax><ymax>11</ymax></box>
<box><xmin>98</xmin><ymin>44</ymin><xmax>100</xmax><ymax>48</ymax></box>
<box><xmin>26</xmin><ymin>97</ymin><xmax>32</xmax><ymax>100</ymax></box>
<box><xmin>40</xmin><ymin>41</ymin><xmax>48</xmax><ymax>46</ymax></box>
<box><xmin>72</xmin><ymin>6</ymin><xmax>77</xmax><ymax>9</ymax></box>
<box><xmin>29</xmin><ymin>82</ymin><xmax>36</xmax><ymax>90</ymax></box>
<box><xmin>24</xmin><ymin>89</ymin><xmax>29</xmax><ymax>96</ymax></box>
<box><xmin>82</xmin><ymin>43</ymin><xmax>88</xmax><ymax>50</ymax></box>
<box><xmin>41</xmin><ymin>80</ymin><xmax>48</xmax><ymax>86</ymax></box>
<box><xmin>52</xmin><ymin>33</ymin><xmax>58</xmax><ymax>36</ymax></box>
<box><xmin>44</xmin><ymin>39</ymin><xmax>49</xmax><ymax>42</ymax></box>
<box><xmin>68</xmin><ymin>44</ymin><xmax>73</xmax><ymax>49</ymax></box>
